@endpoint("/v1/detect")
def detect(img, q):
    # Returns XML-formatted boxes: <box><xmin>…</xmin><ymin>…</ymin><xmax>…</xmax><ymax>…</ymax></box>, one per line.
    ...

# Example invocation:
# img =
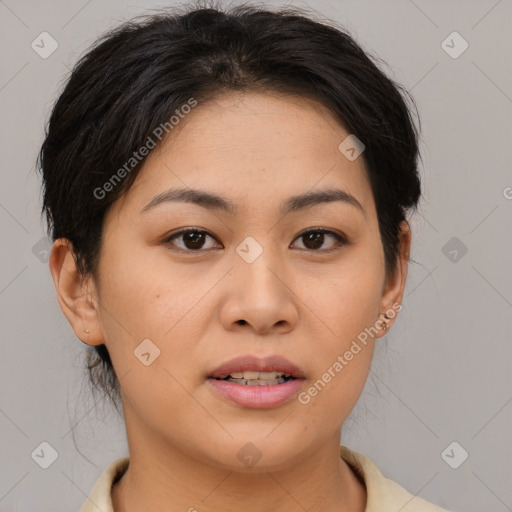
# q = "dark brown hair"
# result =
<box><xmin>37</xmin><ymin>1</ymin><xmax>421</xmax><ymax>411</ymax></box>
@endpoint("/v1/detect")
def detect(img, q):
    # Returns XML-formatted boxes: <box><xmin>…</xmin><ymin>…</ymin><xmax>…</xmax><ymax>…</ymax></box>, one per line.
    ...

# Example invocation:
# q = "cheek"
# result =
<box><xmin>294</xmin><ymin>255</ymin><xmax>382</xmax><ymax>414</ymax></box>
<box><xmin>298</xmin><ymin>319</ymin><xmax>375</xmax><ymax>430</ymax></box>
<box><xmin>115</xmin><ymin>357</ymin><xmax>214</xmax><ymax>454</ymax></box>
<box><xmin>97</xmin><ymin>240</ymin><xmax>184</xmax><ymax>328</ymax></box>
<box><xmin>309</xmin><ymin>257</ymin><xmax>383</xmax><ymax>345</ymax></box>
<box><xmin>95</xmin><ymin>246</ymin><xmax>216</xmax><ymax>379</ymax></box>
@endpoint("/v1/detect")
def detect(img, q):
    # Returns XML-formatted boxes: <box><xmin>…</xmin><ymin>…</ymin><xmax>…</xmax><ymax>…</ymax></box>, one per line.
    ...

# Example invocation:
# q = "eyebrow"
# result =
<box><xmin>140</xmin><ymin>186</ymin><xmax>366</xmax><ymax>218</ymax></box>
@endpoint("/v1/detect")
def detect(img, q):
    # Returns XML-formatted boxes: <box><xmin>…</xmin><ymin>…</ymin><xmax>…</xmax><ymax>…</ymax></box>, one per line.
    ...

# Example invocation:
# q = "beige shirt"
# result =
<box><xmin>79</xmin><ymin>445</ymin><xmax>449</xmax><ymax>511</ymax></box>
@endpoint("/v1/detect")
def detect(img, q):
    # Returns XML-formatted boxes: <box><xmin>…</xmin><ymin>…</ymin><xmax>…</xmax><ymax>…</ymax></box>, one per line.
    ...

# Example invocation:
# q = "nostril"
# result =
<box><xmin>237</xmin><ymin>320</ymin><xmax>247</xmax><ymax>325</ymax></box>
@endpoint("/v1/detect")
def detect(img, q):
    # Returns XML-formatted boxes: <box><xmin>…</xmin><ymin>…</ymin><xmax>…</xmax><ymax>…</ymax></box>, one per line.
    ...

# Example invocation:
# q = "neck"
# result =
<box><xmin>111</xmin><ymin>428</ymin><xmax>366</xmax><ymax>512</ymax></box>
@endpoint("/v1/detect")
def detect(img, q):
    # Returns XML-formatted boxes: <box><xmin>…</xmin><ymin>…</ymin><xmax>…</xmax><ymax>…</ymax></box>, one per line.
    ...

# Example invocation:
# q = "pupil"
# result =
<box><xmin>304</xmin><ymin>232</ymin><xmax>323</xmax><ymax>249</ymax></box>
<box><xmin>185</xmin><ymin>231</ymin><xmax>204</xmax><ymax>249</ymax></box>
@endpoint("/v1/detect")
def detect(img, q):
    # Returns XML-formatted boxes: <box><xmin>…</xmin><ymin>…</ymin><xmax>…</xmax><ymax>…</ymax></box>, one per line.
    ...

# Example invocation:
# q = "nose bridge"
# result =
<box><xmin>235</xmin><ymin>234</ymin><xmax>285</xmax><ymax>299</ymax></box>
<box><xmin>220</xmin><ymin>234</ymin><xmax>299</xmax><ymax>333</ymax></box>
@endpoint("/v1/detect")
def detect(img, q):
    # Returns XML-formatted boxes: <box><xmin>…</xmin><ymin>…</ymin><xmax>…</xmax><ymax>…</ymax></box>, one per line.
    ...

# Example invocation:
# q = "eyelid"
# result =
<box><xmin>290</xmin><ymin>227</ymin><xmax>349</xmax><ymax>251</ymax></box>
<box><xmin>162</xmin><ymin>227</ymin><xmax>221</xmax><ymax>252</ymax></box>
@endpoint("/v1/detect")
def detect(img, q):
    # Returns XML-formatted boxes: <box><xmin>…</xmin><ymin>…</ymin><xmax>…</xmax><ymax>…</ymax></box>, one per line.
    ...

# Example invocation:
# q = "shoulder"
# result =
<box><xmin>79</xmin><ymin>456</ymin><xmax>129</xmax><ymax>512</ymax></box>
<box><xmin>340</xmin><ymin>445</ymin><xmax>451</xmax><ymax>512</ymax></box>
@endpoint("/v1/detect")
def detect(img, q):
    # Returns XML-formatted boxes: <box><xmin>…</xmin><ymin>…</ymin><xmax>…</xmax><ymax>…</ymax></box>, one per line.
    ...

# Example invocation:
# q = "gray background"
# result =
<box><xmin>1</xmin><ymin>0</ymin><xmax>511</xmax><ymax>511</ymax></box>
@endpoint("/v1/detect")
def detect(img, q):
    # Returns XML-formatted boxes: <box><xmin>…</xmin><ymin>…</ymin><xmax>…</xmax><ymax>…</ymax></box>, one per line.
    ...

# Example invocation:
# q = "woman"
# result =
<box><xmin>39</xmin><ymin>2</ymin><xmax>449</xmax><ymax>511</ymax></box>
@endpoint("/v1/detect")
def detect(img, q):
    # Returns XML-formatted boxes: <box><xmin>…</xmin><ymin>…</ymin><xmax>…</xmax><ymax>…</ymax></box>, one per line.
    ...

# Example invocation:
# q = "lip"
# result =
<box><xmin>207</xmin><ymin>378</ymin><xmax>305</xmax><ymax>409</ymax></box>
<box><xmin>207</xmin><ymin>354</ymin><xmax>306</xmax><ymax>409</ymax></box>
<box><xmin>209</xmin><ymin>354</ymin><xmax>306</xmax><ymax>380</ymax></box>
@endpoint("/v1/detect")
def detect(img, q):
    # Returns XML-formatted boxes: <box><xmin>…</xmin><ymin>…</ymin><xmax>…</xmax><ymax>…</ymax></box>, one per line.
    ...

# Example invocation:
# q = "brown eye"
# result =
<box><xmin>164</xmin><ymin>229</ymin><xmax>220</xmax><ymax>252</ymax></box>
<box><xmin>292</xmin><ymin>228</ymin><xmax>347</xmax><ymax>252</ymax></box>
<box><xmin>163</xmin><ymin>227</ymin><xmax>347</xmax><ymax>254</ymax></box>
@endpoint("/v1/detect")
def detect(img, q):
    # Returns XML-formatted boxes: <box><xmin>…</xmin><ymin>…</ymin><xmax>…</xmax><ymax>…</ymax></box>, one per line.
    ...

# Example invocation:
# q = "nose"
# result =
<box><xmin>219</xmin><ymin>252</ymin><xmax>299</xmax><ymax>336</ymax></box>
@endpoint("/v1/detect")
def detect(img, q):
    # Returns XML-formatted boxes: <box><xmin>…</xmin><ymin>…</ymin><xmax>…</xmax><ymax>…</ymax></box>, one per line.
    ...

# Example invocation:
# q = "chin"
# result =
<box><xmin>197</xmin><ymin>435</ymin><xmax>307</xmax><ymax>473</ymax></box>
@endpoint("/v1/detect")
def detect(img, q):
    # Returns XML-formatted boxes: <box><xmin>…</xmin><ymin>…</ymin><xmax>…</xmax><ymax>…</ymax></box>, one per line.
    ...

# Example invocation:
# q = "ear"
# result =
<box><xmin>374</xmin><ymin>220</ymin><xmax>411</xmax><ymax>338</ymax></box>
<box><xmin>48</xmin><ymin>238</ymin><xmax>105</xmax><ymax>346</ymax></box>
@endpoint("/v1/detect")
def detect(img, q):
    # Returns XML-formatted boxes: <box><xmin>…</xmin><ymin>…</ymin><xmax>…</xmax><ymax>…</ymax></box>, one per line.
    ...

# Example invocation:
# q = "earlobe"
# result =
<box><xmin>48</xmin><ymin>238</ymin><xmax>104</xmax><ymax>346</ymax></box>
<box><xmin>376</xmin><ymin>220</ymin><xmax>411</xmax><ymax>338</ymax></box>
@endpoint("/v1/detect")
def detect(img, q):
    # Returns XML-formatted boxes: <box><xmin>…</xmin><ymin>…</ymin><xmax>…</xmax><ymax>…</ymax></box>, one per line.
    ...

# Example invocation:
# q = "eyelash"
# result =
<box><xmin>162</xmin><ymin>227</ymin><xmax>348</xmax><ymax>254</ymax></box>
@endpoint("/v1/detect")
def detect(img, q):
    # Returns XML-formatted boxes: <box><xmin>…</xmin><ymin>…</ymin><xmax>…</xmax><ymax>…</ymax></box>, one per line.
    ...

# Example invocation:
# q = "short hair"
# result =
<box><xmin>37</xmin><ymin>1</ymin><xmax>421</xmax><ymax>410</ymax></box>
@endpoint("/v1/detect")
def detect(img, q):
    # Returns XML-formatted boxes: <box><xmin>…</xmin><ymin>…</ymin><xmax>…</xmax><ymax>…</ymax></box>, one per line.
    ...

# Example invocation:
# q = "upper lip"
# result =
<box><xmin>209</xmin><ymin>355</ymin><xmax>306</xmax><ymax>379</ymax></box>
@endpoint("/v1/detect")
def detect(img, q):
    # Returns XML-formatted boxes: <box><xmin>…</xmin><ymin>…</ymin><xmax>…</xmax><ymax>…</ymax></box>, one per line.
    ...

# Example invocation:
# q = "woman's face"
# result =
<box><xmin>53</xmin><ymin>91</ymin><xmax>410</xmax><ymax>471</ymax></box>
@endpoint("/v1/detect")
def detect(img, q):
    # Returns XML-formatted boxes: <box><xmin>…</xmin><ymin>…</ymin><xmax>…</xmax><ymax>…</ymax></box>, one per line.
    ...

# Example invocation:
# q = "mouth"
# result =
<box><xmin>211</xmin><ymin>371</ymin><xmax>297</xmax><ymax>386</ymax></box>
<box><xmin>207</xmin><ymin>355</ymin><xmax>306</xmax><ymax>409</ymax></box>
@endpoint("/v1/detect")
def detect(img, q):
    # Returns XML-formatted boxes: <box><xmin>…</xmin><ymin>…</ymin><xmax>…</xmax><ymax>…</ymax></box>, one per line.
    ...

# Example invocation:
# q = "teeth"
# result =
<box><xmin>217</xmin><ymin>370</ymin><xmax>294</xmax><ymax>386</ymax></box>
<box><xmin>226</xmin><ymin>377</ymin><xmax>287</xmax><ymax>386</ymax></box>
<box><xmin>246</xmin><ymin>378</ymin><xmax>280</xmax><ymax>386</ymax></box>
<box><xmin>227</xmin><ymin>371</ymin><xmax>291</xmax><ymax>380</ymax></box>
<box><xmin>243</xmin><ymin>371</ymin><xmax>260</xmax><ymax>380</ymax></box>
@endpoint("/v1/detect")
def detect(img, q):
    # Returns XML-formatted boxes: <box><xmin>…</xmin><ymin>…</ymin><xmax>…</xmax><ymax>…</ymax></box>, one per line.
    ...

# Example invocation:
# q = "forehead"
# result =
<box><xmin>106</xmin><ymin>91</ymin><xmax>376</xmax><ymax>222</ymax></box>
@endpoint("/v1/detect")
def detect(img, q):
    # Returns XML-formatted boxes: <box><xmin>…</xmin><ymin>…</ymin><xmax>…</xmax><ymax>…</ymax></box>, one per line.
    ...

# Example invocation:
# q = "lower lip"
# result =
<box><xmin>207</xmin><ymin>378</ymin><xmax>305</xmax><ymax>409</ymax></box>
